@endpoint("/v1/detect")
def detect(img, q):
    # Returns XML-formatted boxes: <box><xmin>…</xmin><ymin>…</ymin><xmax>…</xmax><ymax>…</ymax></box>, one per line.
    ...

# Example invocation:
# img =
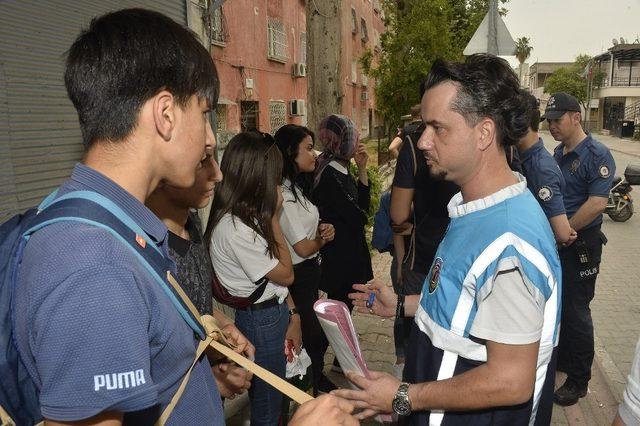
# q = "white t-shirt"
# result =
<box><xmin>209</xmin><ymin>213</ymin><xmax>288</xmax><ymax>304</ymax></box>
<box><xmin>279</xmin><ymin>179</ymin><xmax>320</xmax><ymax>265</ymax></box>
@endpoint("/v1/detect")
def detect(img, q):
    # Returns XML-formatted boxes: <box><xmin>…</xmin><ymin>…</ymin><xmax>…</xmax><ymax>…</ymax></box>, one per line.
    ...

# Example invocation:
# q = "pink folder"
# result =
<box><xmin>314</xmin><ymin>299</ymin><xmax>392</xmax><ymax>422</ymax></box>
<box><xmin>314</xmin><ymin>299</ymin><xmax>369</xmax><ymax>377</ymax></box>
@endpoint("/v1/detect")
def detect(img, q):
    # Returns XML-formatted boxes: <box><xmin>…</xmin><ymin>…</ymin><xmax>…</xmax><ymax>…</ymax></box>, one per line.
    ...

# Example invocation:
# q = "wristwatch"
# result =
<box><xmin>288</xmin><ymin>307</ymin><xmax>299</xmax><ymax>317</ymax></box>
<box><xmin>392</xmin><ymin>382</ymin><xmax>412</xmax><ymax>416</ymax></box>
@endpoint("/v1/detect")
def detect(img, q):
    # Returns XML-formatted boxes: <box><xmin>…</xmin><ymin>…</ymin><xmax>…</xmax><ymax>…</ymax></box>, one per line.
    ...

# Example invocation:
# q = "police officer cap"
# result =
<box><xmin>541</xmin><ymin>92</ymin><xmax>581</xmax><ymax>121</ymax></box>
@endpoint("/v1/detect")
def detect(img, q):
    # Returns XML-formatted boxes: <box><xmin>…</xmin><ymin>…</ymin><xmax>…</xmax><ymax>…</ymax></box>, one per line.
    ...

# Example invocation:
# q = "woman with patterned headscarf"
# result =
<box><xmin>311</xmin><ymin>114</ymin><xmax>373</xmax><ymax>384</ymax></box>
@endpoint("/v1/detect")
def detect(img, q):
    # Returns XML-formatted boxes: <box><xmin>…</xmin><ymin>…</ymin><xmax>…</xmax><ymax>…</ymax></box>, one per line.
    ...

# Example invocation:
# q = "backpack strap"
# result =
<box><xmin>0</xmin><ymin>403</ymin><xmax>16</xmax><ymax>426</ymax></box>
<box><xmin>156</xmin><ymin>312</ymin><xmax>313</xmax><ymax>426</ymax></box>
<box><xmin>405</xmin><ymin>134</ymin><xmax>418</xmax><ymax>178</ymax></box>
<box><xmin>22</xmin><ymin>193</ymin><xmax>206</xmax><ymax>339</ymax></box>
<box><xmin>22</xmin><ymin>192</ymin><xmax>313</xmax><ymax>424</ymax></box>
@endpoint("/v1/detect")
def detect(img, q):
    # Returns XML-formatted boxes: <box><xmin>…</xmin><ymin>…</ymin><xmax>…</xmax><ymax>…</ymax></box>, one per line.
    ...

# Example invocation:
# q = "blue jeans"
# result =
<box><xmin>235</xmin><ymin>302</ymin><xmax>289</xmax><ymax>426</ymax></box>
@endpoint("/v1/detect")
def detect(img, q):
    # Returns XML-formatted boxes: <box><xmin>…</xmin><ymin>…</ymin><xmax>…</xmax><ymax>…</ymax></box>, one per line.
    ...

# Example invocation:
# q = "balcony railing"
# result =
<box><xmin>602</xmin><ymin>77</ymin><xmax>640</xmax><ymax>87</ymax></box>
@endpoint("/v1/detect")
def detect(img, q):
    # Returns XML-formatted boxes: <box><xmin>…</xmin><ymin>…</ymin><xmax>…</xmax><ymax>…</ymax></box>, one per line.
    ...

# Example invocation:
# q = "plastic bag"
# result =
<box><xmin>285</xmin><ymin>348</ymin><xmax>312</xmax><ymax>379</ymax></box>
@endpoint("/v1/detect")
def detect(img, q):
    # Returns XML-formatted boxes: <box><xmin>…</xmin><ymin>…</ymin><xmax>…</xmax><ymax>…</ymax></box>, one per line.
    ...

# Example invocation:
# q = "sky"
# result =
<box><xmin>500</xmin><ymin>0</ymin><xmax>640</xmax><ymax>66</ymax></box>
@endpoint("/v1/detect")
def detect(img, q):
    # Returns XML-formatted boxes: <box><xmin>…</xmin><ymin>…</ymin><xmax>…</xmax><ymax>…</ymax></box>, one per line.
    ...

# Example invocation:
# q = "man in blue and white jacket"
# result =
<box><xmin>338</xmin><ymin>54</ymin><xmax>562</xmax><ymax>426</ymax></box>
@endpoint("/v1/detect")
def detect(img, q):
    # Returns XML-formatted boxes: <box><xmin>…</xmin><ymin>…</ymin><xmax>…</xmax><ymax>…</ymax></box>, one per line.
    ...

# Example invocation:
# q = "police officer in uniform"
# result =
<box><xmin>544</xmin><ymin>92</ymin><xmax>616</xmax><ymax>406</ymax></box>
<box><xmin>518</xmin><ymin>92</ymin><xmax>576</xmax><ymax>246</ymax></box>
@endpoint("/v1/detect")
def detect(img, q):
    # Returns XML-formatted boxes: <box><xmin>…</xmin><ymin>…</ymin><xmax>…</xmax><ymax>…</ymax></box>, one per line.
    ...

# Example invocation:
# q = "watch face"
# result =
<box><xmin>392</xmin><ymin>397</ymin><xmax>411</xmax><ymax>416</ymax></box>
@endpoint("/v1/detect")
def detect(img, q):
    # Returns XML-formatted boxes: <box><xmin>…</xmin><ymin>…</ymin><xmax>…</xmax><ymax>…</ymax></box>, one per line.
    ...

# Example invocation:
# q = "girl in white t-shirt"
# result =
<box><xmin>274</xmin><ymin>124</ymin><xmax>336</xmax><ymax>395</ymax></box>
<box><xmin>207</xmin><ymin>131</ymin><xmax>301</xmax><ymax>426</ymax></box>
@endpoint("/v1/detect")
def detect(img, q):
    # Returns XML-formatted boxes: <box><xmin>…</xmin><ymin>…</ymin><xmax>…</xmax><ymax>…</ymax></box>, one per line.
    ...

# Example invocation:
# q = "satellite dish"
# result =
<box><xmin>620</xmin><ymin>37</ymin><xmax>626</xmax><ymax>44</ymax></box>
<box><xmin>612</xmin><ymin>38</ymin><xmax>619</xmax><ymax>46</ymax></box>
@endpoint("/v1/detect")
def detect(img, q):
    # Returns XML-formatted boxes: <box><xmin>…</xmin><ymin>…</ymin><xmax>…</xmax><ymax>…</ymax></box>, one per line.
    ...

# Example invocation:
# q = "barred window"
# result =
<box><xmin>360</xmin><ymin>18</ymin><xmax>368</xmax><ymax>42</ymax></box>
<box><xmin>268</xmin><ymin>19</ymin><xmax>288</xmax><ymax>62</ymax></box>
<box><xmin>270</xmin><ymin>101</ymin><xmax>287</xmax><ymax>133</ymax></box>
<box><xmin>351</xmin><ymin>9</ymin><xmax>357</xmax><ymax>34</ymax></box>
<box><xmin>209</xmin><ymin>6</ymin><xmax>228</xmax><ymax>45</ymax></box>
<box><xmin>300</xmin><ymin>32</ymin><xmax>307</xmax><ymax>65</ymax></box>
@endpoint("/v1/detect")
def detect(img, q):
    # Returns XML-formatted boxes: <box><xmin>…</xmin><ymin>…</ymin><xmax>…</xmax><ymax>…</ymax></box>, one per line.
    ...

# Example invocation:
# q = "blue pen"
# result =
<box><xmin>366</xmin><ymin>291</ymin><xmax>376</xmax><ymax>309</ymax></box>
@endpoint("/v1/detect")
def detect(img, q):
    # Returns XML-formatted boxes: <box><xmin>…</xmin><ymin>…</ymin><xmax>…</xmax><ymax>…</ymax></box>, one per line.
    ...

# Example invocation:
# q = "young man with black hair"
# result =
<box><xmin>339</xmin><ymin>54</ymin><xmax>562</xmax><ymax>425</ymax></box>
<box><xmin>543</xmin><ymin>92</ymin><xmax>616</xmax><ymax>406</ymax></box>
<box><xmin>518</xmin><ymin>92</ymin><xmax>577</xmax><ymax>247</ymax></box>
<box><xmin>10</xmin><ymin>9</ymin><xmax>358</xmax><ymax>426</ymax></box>
<box><xmin>11</xmin><ymin>9</ymin><xmax>228</xmax><ymax>425</ymax></box>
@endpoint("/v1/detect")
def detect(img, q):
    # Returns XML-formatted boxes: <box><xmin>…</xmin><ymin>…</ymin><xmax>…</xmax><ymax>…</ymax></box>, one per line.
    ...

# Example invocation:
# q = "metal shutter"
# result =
<box><xmin>0</xmin><ymin>0</ymin><xmax>187</xmax><ymax>221</ymax></box>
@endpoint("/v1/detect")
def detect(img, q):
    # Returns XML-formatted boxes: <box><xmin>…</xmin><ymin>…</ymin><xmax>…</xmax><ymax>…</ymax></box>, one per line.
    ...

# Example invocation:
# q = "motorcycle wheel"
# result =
<box><xmin>608</xmin><ymin>203</ymin><xmax>633</xmax><ymax>222</ymax></box>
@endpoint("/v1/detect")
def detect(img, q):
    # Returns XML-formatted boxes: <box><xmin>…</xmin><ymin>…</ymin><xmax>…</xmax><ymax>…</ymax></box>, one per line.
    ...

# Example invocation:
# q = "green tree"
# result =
<box><xmin>514</xmin><ymin>36</ymin><xmax>533</xmax><ymax>85</ymax></box>
<box><xmin>544</xmin><ymin>54</ymin><xmax>597</xmax><ymax>111</ymax></box>
<box><xmin>363</xmin><ymin>0</ymin><xmax>454</xmax><ymax>129</ymax></box>
<box><xmin>449</xmin><ymin>0</ymin><xmax>510</xmax><ymax>57</ymax></box>
<box><xmin>544</xmin><ymin>67</ymin><xmax>588</xmax><ymax>107</ymax></box>
<box><xmin>362</xmin><ymin>0</ymin><xmax>509</xmax><ymax>128</ymax></box>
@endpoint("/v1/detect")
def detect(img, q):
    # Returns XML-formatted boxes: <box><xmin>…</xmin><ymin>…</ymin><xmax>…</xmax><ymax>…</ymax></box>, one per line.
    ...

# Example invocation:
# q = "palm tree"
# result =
<box><xmin>514</xmin><ymin>37</ymin><xmax>533</xmax><ymax>87</ymax></box>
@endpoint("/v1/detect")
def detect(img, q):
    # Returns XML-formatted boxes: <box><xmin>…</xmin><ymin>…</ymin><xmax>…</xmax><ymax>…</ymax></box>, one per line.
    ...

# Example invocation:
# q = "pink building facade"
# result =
<box><xmin>340</xmin><ymin>0</ymin><xmax>385</xmax><ymax>138</ymax></box>
<box><xmin>210</xmin><ymin>0</ymin><xmax>384</xmax><ymax>145</ymax></box>
<box><xmin>211</xmin><ymin>0</ymin><xmax>308</xmax><ymax>147</ymax></box>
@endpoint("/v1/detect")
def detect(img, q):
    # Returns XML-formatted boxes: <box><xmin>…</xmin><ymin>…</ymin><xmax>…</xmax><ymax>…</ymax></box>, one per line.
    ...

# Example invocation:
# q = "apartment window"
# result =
<box><xmin>351</xmin><ymin>8</ymin><xmax>357</xmax><ymax>34</ymax></box>
<box><xmin>360</xmin><ymin>18</ymin><xmax>368</xmax><ymax>42</ymax></box>
<box><xmin>270</xmin><ymin>101</ymin><xmax>287</xmax><ymax>132</ymax></box>
<box><xmin>209</xmin><ymin>6</ymin><xmax>228</xmax><ymax>45</ymax></box>
<box><xmin>268</xmin><ymin>19</ymin><xmax>288</xmax><ymax>62</ymax></box>
<box><xmin>351</xmin><ymin>60</ymin><xmax>357</xmax><ymax>84</ymax></box>
<box><xmin>361</xmin><ymin>74</ymin><xmax>368</xmax><ymax>87</ymax></box>
<box><xmin>300</xmin><ymin>32</ymin><xmax>307</xmax><ymax>65</ymax></box>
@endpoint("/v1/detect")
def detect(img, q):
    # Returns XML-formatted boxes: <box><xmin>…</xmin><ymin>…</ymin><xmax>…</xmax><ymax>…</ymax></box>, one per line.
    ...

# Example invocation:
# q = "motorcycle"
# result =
<box><xmin>606</xmin><ymin>164</ymin><xmax>640</xmax><ymax>222</ymax></box>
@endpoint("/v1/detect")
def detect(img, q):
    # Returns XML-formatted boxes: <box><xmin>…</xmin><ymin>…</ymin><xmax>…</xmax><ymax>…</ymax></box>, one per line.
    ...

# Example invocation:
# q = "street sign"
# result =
<box><xmin>463</xmin><ymin>0</ymin><xmax>515</xmax><ymax>56</ymax></box>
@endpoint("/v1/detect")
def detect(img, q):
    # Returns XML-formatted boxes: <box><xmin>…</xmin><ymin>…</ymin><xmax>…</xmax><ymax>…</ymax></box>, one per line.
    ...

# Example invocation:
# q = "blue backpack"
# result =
<box><xmin>371</xmin><ymin>191</ymin><xmax>394</xmax><ymax>253</ymax></box>
<box><xmin>0</xmin><ymin>190</ymin><xmax>205</xmax><ymax>425</ymax></box>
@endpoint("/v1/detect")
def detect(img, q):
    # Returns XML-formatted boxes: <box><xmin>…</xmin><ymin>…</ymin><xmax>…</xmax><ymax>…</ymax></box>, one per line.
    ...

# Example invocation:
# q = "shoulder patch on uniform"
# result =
<box><xmin>428</xmin><ymin>257</ymin><xmax>443</xmax><ymax>294</ymax></box>
<box><xmin>538</xmin><ymin>186</ymin><xmax>553</xmax><ymax>202</ymax></box>
<box><xmin>598</xmin><ymin>165</ymin><xmax>610</xmax><ymax>178</ymax></box>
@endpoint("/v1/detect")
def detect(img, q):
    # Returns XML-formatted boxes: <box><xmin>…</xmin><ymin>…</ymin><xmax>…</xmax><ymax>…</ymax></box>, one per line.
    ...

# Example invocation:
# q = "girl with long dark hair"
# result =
<box><xmin>207</xmin><ymin>131</ymin><xmax>301</xmax><ymax>426</ymax></box>
<box><xmin>274</xmin><ymin>124</ymin><xmax>336</xmax><ymax>395</ymax></box>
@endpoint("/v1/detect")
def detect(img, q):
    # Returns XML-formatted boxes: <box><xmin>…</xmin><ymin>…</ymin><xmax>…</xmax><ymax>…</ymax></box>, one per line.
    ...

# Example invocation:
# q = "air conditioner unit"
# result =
<box><xmin>360</xmin><ymin>91</ymin><xmax>369</xmax><ymax>101</ymax></box>
<box><xmin>290</xmin><ymin>99</ymin><xmax>306</xmax><ymax>116</ymax></box>
<box><xmin>292</xmin><ymin>63</ymin><xmax>307</xmax><ymax>78</ymax></box>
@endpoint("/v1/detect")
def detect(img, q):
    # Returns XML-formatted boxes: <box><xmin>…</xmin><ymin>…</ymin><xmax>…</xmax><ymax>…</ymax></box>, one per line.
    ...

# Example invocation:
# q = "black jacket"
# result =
<box><xmin>312</xmin><ymin>166</ymin><xmax>373</xmax><ymax>294</ymax></box>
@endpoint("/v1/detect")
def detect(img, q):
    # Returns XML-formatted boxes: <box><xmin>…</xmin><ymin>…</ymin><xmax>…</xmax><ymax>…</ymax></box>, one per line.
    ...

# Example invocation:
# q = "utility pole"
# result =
<box><xmin>487</xmin><ymin>0</ymin><xmax>498</xmax><ymax>55</ymax></box>
<box><xmin>306</xmin><ymin>0</ymin><xmax>343</xmax><ymax>136</ymax></box>
<box><xmin>463</xmin><ymin>0</ymin><xmax>515</xmax><ymax>56</ymax></box>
